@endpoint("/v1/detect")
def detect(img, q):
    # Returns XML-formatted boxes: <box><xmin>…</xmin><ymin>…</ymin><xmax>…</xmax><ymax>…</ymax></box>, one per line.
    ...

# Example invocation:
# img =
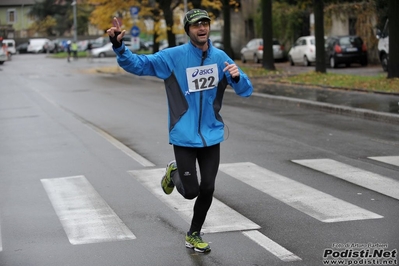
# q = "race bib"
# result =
<box><xmin>186</xmin><ymin>64</ymin><xmax>219</xmax><ymax>93</ymax></box>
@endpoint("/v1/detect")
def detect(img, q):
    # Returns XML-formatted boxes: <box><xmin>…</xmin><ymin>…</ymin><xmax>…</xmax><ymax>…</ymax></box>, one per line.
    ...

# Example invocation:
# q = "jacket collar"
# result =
<box><xmin>188</xmin><ymin>39</ymin><xmax>213</xmax><ymax>57</ymax></box>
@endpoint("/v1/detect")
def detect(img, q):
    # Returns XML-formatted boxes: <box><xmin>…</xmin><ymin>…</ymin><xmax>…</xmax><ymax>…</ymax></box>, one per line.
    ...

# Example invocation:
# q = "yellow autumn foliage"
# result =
<box><xmin>28</xmin><ymin>15</ymin><xmax>57</xmax><ymax>35</ymax></box>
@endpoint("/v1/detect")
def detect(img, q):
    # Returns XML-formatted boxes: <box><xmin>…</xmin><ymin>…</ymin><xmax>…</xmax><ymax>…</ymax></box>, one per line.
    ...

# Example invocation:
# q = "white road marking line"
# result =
<box><xmin>293</xmin><ymin>158</ymin><xmax>399</xmax><ymax>201</ymax></box>
<box><xmin>368</xmin><ymin>156</ymin><xmax>399</xmax><ymax>168</ymax></box>
<box><xmin>83</xmin><ymin>121</ymin><xmax>155</xmax><ymax>167</ymax></box>
<box><xmin>243</xmin><ymin>230</ymin><xmax>302</xmax><ymax>262</ymax></box>
<box><xmin>0</xmin><ymin>218</ymin><xmax>2</xmax><ymax>252</ymax></box>
<box><xmin>41</xmin><ymin>176</ymin><xmax>136</xmax><ymax>245</ymax></box>
<box><xmin>32</xmin><ymin>88</ymin><xmax>155</xmax><ymax>167</ymax></box>
<box><xmin>128</xmin><ymin>169</ymin><xmax>260</xmax><ymax>233</ymax></box>
<box><xmin>219</xmin><ymin>162</ymin><xmax>383</xmax><ymax>222</ymax></box>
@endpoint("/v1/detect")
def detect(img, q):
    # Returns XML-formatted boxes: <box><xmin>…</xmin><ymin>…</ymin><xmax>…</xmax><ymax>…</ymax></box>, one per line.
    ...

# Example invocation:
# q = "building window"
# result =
<box><xmin>7</xmin><ymin>9</ymin><xmax>17</xmax><ymax>24</ymax></box>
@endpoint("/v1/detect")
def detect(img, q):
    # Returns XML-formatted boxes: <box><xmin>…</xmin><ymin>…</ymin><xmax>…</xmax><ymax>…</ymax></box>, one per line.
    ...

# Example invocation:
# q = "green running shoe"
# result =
<box><xmin>185</xmin><ymin>231</ymin><xmax>211</xmax><ymax>253</ymax></box>
<box><xmin>161</xmin><ymin>160</ymin><xmax>177</xmax><ymax>195</ymax></box>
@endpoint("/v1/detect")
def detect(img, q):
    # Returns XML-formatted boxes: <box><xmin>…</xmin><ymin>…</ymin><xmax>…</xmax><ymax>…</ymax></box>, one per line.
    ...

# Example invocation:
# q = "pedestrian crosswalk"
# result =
<box><xmin>2</xmin><ymin>156</ymin><xmax>397</xmax><ymax>262</ymax></box>
<box><xmin>219</xmin><ymin>162</ymin><xmax>383</xmax><ymax>223</ymax></box>
<box><xmin>292</xmin><ymin>158</ymin><xmax>399</xmax><ymax>200</ymax></box>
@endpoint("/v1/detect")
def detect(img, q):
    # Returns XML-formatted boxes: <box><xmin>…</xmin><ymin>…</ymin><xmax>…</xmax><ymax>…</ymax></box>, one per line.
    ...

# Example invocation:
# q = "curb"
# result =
<box><xmin>250</xmin><ymin>91</ymin><xmax>399</xmax><ymax>125</ymax></box>
<box><xmin>251</xmin><ymin>82</ymin><xmax>399</xmax><ymax>125</ymax></box>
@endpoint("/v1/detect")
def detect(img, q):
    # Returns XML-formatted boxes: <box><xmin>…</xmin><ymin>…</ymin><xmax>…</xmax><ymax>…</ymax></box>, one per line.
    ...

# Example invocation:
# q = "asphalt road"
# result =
<box><xmin>0</xmin><ymin>54</ymin><xmax>398</xmax><ymax>266</ymax></box>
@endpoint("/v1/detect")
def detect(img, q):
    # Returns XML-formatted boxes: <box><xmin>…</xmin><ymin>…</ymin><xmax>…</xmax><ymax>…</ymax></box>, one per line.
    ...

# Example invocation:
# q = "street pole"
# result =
<box><xmin>72</xmin><ymin>1</ymin><xmax>77</xmax><ymax>42</ymax></box>
<box><xmin>184</xmin><ymin>0</ymin><xmax>187</xmax><ymax>14</ymax></box>
<box><xmin>184</xmin><ymin>0</ymin><xmax>187</xmax><ymax>43</ymax></box>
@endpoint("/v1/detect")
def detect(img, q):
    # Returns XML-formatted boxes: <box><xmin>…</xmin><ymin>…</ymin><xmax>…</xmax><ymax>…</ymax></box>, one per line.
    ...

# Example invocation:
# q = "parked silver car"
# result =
<box><xmin>240</xmin><ymin>38</ymin><xmax>285</xmax><ymax>63</ymax></box>
<box><xmin>91</xmin><ymin>43</ymin><xmax>115</xmax><ymax>57</ymax></box>
<box><xmin>91</xmin><ymin>41</ymin><xmax>143</xmax><ymax>58</ymax></box>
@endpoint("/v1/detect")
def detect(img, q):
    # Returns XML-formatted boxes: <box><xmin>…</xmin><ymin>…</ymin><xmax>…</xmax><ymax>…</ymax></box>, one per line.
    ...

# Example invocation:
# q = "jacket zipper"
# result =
<box><xmin>198</xmin><ymin>50</ymin><xmax>207</xmax><ymax>146</ymax></box>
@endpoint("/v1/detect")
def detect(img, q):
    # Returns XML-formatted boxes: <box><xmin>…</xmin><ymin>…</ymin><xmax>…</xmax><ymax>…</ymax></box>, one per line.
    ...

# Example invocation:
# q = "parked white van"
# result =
<box><xmin>376</xmin><ymin>19</ymin><xmax>389</xmax><ymax>72</ymax></box>
<box><xmin>27</xmin><ymin>38</ymin><xmax>53</xmax><ymax>53</ymax></box>
<box><xmin>0</xmin><ymin>38</ymin><xmax>7</xmax><ymax>64</ymax></box>
<box><xmin>3</xmin><ymin>39</ymin><xmax>16</xmax><ymax>55</ymax></box>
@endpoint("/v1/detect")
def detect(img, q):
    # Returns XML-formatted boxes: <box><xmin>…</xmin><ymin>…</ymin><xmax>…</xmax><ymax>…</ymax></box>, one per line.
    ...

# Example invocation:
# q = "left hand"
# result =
<box><xmin>223</xmin><ymin>62</ymin><xmax>240</xmax><ymax>79</ymax></box>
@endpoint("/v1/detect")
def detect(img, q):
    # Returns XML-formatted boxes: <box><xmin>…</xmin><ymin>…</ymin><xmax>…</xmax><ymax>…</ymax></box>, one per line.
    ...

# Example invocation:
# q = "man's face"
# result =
<box><xmin>188</xmin><ymin>20</ymin><xmax>210</xmax><ymax>47</ymax></box>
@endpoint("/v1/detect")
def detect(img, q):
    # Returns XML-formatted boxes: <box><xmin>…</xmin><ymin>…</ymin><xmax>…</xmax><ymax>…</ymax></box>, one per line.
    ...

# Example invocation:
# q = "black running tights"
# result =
<box><xmin>171</xmin><ymin>144</ymin><xmax>220</xmax><ymax>233</ymax></box>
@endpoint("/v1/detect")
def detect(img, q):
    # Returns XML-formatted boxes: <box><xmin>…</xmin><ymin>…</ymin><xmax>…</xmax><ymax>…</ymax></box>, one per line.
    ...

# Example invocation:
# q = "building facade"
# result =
<box><xmin>0</xmin><ymin>0</ymin><xmax>36</xmax><ymax>39</ymax></box>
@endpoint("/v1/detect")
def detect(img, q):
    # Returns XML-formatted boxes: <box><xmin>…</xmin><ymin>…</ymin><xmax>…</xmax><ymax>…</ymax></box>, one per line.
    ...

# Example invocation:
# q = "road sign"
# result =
<box><xmin>130</xmin><ymin>26</ymin><xmax>140</xmax><ymax>37</ymax></box>
<box><xmin>130</xmin><ymin>6</ymin><xmax>140</xmax><ymax>17</ymax></box>
<box><xmin>131</xmin><ymin>37</ymin><xmax>140</xmax><ymax>51</ymax></box>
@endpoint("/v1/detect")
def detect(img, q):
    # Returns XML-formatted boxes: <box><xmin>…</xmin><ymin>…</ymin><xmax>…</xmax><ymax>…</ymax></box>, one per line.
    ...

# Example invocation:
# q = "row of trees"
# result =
<box><xmin>260</xmin><ymin>0</ymin><xmax>398</xmax><ymax>78</ymax></box>
<box><xmin>84</xmin><ymin>0</ymin><xmax>239</xmax><ymax>56</ymax></box>
<box><xmin>28</xmin><ymin>0</ymin><xmax>238</xmax><ymax>54</ymax></box>
<box><xmin>28</xmin><ymin>0</ymin><xmax>92</xmax><ymax>37</ymax></box>
<box><xmin>28</xmin><ymin>0</ymin><xmax>397</xmax><ymax>78</ymax></box>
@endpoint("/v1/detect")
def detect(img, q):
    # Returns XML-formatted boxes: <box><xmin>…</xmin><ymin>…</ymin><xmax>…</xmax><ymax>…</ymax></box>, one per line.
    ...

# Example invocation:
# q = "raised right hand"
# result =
<box><xmin>107</xmin><ymin>17</ymin><xmax>126</xmax><ymax>43</ymax></box>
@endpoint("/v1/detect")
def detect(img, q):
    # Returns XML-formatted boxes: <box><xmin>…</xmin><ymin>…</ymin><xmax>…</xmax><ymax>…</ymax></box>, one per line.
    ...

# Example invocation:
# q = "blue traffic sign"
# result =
<box><xmin>130</xmin><ymin>6</ymin><xmax>140</xmax><ymax>16</ymax></box>
<box><xmin>130</xmin><ymin>26</ymin><xmax>140</xmax><ymax>37</ymax></box>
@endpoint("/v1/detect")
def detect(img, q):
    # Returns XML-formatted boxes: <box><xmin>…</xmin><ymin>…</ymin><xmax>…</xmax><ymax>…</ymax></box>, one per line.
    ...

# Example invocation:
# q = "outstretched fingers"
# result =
<box><xmin>107</xmin><ymin>17</ymin><xmax>126</xmax><ymax>42</ymax></box>
<box><xmin>223</xmin><ymin>62</ymin><xmax>240</xmax><ymax>78</ymax></box>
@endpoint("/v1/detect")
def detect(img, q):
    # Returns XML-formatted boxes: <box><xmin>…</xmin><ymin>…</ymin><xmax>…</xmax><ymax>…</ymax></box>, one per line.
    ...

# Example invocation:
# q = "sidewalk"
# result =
<box><xmin>94</xmin><ymin>65</ymin><xmax>399</xmax><ymax>125</ymax></box>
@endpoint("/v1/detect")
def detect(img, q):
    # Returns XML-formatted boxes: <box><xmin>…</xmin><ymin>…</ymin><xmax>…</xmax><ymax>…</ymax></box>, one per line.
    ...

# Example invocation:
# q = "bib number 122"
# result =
<box><xmin>191</xmin><ymin>76</ymin><xmax>216</xmax><ymax>91</ymax></box>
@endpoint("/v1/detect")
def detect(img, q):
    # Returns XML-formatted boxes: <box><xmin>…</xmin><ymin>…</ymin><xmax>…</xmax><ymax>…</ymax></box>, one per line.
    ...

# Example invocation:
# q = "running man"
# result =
<box><xmin>107</xmin><ymin>9</ymin><xmax>253</xmax><ymax>253</ymax></box>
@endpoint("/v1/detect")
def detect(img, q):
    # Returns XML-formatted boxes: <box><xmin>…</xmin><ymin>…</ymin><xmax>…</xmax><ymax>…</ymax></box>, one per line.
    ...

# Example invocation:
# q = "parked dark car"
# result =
<box><xmin>16</xmin><ymin>42</ymin><xmax>29</xmax><ymax>54</ymax></box>
<box><xmin>325</xmin><ymin>35</ymin><xmax>368</xmax><ymax>68</ymax></box>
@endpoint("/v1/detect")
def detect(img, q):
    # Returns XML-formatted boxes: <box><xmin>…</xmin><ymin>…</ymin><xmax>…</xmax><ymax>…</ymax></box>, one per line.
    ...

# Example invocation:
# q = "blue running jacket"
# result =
<box><xmin>113</xmin><ymin>40</ymin><xmax>253</xmax><ymax>148</ymax></box>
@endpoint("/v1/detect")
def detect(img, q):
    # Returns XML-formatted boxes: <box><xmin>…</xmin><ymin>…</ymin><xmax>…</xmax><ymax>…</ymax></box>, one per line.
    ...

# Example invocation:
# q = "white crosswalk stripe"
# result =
<box><xmin>219</xmin><ymin>162</ymin><xmax>383</xmax><ymax>222</ymax></box>
<box><xmin>292</xmin><ymin>158</ymin><xmax>399</xmax><ymax>200</ymax></box>
<box><xmin>41</xmin><ymin>176</ymin><xmax>136</xmax><ymax>245</ymax></box>
<box><xmin>243</xmin><ymin>230</ymin><xmax>302</xmax><ymax>262</ymax></box>
<box><xmin>368</xmin><ymin>156</ymin><xmax>399</xmax><ymax>168</ymax></box>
